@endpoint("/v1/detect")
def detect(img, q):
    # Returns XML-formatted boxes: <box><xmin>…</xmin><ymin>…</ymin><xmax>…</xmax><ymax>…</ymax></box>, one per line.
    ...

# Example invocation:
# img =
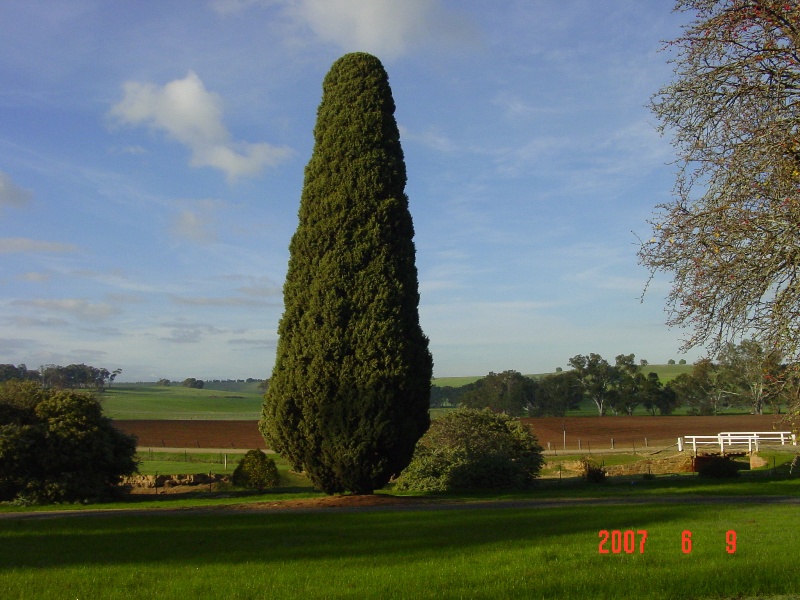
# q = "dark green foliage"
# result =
<box><xmin>0</xmin><ymin>380</ymin><xmax>138</xmax><ymax>504</ymax></box>
<box><xmin>429</xmin><ymin>385</ymin><xmax>466</xmax><ymax>408</ymax></box>
<box><xmin>0</xmin><ymin>364</ymin><xmax>38</xmax><ymax>383</ymax></box>
<box><xmin>642</xmin><ymin>372</ymin><xmax>679</xmax><ymax>415</ymax></box>
<box><xmin>260</xmin><ymin>52</ymin><xmax>432</xmax><ymax>495</ymax></box>
<box><xmin>696</xmin><ymin>456</ymin><xmax>741</xmax><ymax>479</ymax></box>
<box><xmin>579</xmin><ymin>457</ymin><xmax>607</xmax><ymax>483</ymax></box>
<box><xmin>460</xmin><ymin>371</ymin><xmax>536</xmax><ymax>416</ymax></box>
<box><xmin>232</xmin><ymin>450</ymin><xmax>280</xmax><ymax>491</ymax></box>
<box><xmin>394</xmin><ymin>408</ymin><xmax>544</xmax><ymax>492</ymax></box>
<box><xmin>533</xmin><ymin>371</ymin><xmax>583</xmax><ymax>416</ymax></box>
<box><xmin>459</xmin><ymin>370</ymin><xmax>581</xmax><ymax>417</ymax></box>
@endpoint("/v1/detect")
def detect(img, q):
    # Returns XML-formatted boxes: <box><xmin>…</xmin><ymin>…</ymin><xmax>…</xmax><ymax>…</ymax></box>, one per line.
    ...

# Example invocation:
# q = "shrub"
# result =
<box><xmin>232</xmin><ymin>450</ymin><xmax>280</xmax><ymax>491</ymax></box>
<box><xmin>0</xmin><ymin>380</ymin><xmax>138</xmax><ymax>504</ymax></box>
<box><xmin>394</xmin><ymin>408</ymin><xmax>544</xmax><ymax>492</ymax></box>
<box><xmin>580</xmin><ymin>458</ymin><xmax>607</xmax><ymax>483</ymax></box>
<box><xmin>696</xmin><ymin>455</ymin><xmax>740</xmax><ymax>478</ymax></box>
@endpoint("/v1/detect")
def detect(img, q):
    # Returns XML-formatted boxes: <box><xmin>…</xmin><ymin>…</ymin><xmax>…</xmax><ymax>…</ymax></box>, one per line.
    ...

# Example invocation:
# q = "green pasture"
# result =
<box><xmin>432</xmin><ymin>375</ymin><xmax>483</xmax><ymax>387</ymax></box>
<box><xmin>639</xmin><ymin>363</ymin><xmax>693</xmax><ymax>382</ymax></box>
<box><xmin>134</xmin><ymin>450</ymin><xmax>242</xmax><ymax>475</ymax></box>
<box><xmin>563</xmin><ymin>398</ymin><xmax>770</xmax><ymax>417</ymax></box>
<box><xmin>101</xmin><ymin>385</ymin><xmax>264</xmax><ymax>420</ymax></box>
<box><xmin>0</xmin><ymin>499</ymin><xmax>797</xmax><ymax>599</ymax></box>
<box><xmin>432</xmin><ymin>364</ymin><xmax>692</xmax><ymax>389</ymax></box>
<box><xmin>106</xmin><ymin>365</ymin><xmax>701</xmax><ymax>420</ymax></box>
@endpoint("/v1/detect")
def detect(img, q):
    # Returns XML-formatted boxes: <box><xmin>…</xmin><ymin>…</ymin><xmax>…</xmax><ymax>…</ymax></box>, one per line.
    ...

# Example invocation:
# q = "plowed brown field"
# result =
<box><xmin>113</xmin><ymin>414</ymin><xmax>793</xmax><ymax>451</ymax></box>
<box><xmin>114</xmin><ymin>420</ymin><xmax>266</xmax><ymax>449</ymax></box>
<box><xmin>524</xmin><ymin>414</ymin><xmax>791</xmax><ymax>451</ymax></box>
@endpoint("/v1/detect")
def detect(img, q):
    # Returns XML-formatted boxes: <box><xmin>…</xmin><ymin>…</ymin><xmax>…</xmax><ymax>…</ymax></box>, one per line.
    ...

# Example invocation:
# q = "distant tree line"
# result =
<box><xmin>181</xmin><ymin>378</ymin><xmax>205</xmax><ymax>389</ymax></box>
<box><xmin>668</xmin><ymin>340</ymin><xmax>793</xmax><ymax>416</ymax></box>
<box><xmin>155</xmin><ymin>378</ymin><xmax>267</xmax><ymax>389</ymax></box>
<box><xmin>435</xmin><ymin>341</ymin><xmax>791</xmax><ymax>417</ymax></box>
<box><xmin>0</xmin><ymin>363</ymin><xmax>121</xmax><ymax>392</ymax></box>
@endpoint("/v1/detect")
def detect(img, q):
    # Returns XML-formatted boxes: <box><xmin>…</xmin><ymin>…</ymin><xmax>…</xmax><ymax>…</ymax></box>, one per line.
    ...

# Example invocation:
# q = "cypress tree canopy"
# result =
<box><xmin>260</xmin><ymin>52</ymin><xmax>432</xmax><ymax>495</ymax></box>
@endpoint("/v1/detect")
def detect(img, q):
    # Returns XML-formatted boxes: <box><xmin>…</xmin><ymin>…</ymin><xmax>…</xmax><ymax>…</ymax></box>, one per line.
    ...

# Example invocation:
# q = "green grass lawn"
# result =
<box><xmin>1</xmin><ymin>455</ymin><xmax>798</xmax><ymax>599</ymax></box>
<box><xmin>0</xmin><ymin>500</ymin><xmax>797</xmax><ymax>599</ymax></box>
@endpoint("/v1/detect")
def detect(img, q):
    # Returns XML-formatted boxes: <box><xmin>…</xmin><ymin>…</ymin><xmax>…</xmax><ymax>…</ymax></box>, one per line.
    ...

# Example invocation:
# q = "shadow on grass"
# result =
<box><xmin>0</xmin><ymin>502</ymin><xmax>756</xmax><ymax>571</ymax></box>
<box><xmin>117</xmin><ymin>485</ymin><xmax>320</xmax><ymax>505</ymax></box>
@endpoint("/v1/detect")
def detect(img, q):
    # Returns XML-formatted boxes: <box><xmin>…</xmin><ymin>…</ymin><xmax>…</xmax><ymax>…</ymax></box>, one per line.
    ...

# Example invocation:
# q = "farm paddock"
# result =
<box><xmin>113</xmin><ymin>414</ymin><xmax>792</xmax><ymax>452</ymax></box>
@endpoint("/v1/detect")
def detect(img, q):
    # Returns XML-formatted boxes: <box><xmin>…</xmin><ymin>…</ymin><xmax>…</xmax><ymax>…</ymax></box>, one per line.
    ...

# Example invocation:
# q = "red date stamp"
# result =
<box><xmin>598</xmin><ymin>530</ymin><xmax>737</xmax><ymax>554</ymax></box>
<box><xmin>598</xmin><ymin>529</ymin><xmax>648</xmax><ymax>554</ymax></box>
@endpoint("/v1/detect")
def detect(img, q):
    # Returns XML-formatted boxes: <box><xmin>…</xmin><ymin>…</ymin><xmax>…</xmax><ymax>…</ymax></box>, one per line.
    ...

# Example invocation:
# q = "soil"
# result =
<box><xmin>113</xmin><ymin>420</ymin><xmax>266</xmax><ymax>449</ymax></box>
<box><xmin>523</xmin><ymin>414</ymin><xmax>792</xmax><ymax>450</ymax></box>
<box><xmin>113</xmin><ymin>414</ymin><xmax>793</xmax><ymax>451</ymax></box>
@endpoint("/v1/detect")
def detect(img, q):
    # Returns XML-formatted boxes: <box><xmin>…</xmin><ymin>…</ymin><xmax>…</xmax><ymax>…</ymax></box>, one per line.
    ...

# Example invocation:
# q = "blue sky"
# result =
<box><xmin>0</xmin><ymin>0</ymin><xmax>704</xmax><ymax>381</ymax></box>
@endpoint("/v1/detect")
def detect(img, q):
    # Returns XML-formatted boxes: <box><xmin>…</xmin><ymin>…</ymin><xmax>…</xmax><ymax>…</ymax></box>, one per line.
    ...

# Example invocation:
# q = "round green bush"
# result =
<box><xmin>232</xmin><ymin>450</ymin><xmax>280</xmax><ymax>490</ymax></box>
<box><xmin>0</xmin><ymin>380</ymin><xmax>137</xmax><ymax>504</ymax></box>
<box><xmin>394</xmin><ymin>408</ymin><xmax>544</xmax><ymax>492</ymax></box>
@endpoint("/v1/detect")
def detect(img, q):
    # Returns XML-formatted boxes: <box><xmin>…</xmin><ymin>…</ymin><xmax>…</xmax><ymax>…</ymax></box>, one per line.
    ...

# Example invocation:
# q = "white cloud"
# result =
<box><xmin>0</xmin><ymin>171</ymin><xmax>33</xmax><ymax>209</ymax></box>
<box><xmin>170</xmin><ymin>295</ymin><xmax>273</xmax><ymax>307</ymax></box>
<box><xmin>208</xmin><ymin>0</ymin><xmax>478</xmax><ymax>59</ymax></box>
<box><xmin>159</xmin><ymin>322</ymin><xmax>225</xmax><ymax>344</ymax></box>
<box><xmin>108</xmin><ymin>71</ymin><xmax>292</xmax><ymax>181</ymax></box>
<box><xmin>0</xmin><ymin>238</ymin><xmax>78</xmax><ymax>254</ymax></box>
<box><xmin>399</xmin><ymin>126</ymin><xmax>460</xmax><ymax>153</ymax></box>
<box><xmin>492</xmin><ymin>92</ymin><xmax>560</xmax><ymax>122</ymax></box>
<box><xmin>18</xmin><ymin>299</ymin><xmax>120</xmax><ymax>321</ymax></box>
<box><xmin>287</xmin><ymin>0</ymin><xmax>476</xmax><ymax>60</ymax></box>
<box><xmin>8</xmin><ymin>316</ymin><xmax>69</xmax><ymax>328</ymax></box>
<box><xmin>18</xmin><ymin>271</ymin><xmax>53</xmax><ymax>282</ymax></box>
<box><xmin>209</xmin><ymin>0</ymin><xmax>272</xmax><ymax>15</ymax></box>
<box><xmin>173</xmin><ymin>208</ymin><xmax>218</xmax><ymax>244</ymax></box>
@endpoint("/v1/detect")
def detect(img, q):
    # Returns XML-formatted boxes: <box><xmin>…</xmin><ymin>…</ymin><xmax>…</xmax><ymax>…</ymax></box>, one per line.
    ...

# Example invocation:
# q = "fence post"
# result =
<box><xmin>678</xmin><ymin>437</ymin><xmax>683</xmax><ymax>452</ymax></box>
<box><xmin>578</xmin><ymin>439</ymin><xmax>582</xmax><ymax>451</ymax></box>
<box><xmin>611</xmin><ymin>438</ymin><xmax>615</xmax><ymax>450</ymax></box>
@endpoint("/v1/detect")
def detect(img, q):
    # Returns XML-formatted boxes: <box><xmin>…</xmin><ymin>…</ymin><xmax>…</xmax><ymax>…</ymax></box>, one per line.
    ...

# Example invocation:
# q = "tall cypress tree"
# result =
<box><xmin>260</xmin><ymin>52</ymin><xmax>432</xmax><ymax>495</ymax></box>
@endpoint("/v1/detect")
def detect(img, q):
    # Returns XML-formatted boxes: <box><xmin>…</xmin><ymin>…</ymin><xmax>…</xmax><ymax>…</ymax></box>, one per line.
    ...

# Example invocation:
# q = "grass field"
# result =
<box><xmin>100</xmin><ymin>385</ymin><xmax>264</xmax><ymax>420</ymax></box>
<box><xmin>1</xmin><ymin>499</ymin><xmax>797</xmax><ymax>599</ymax></box>
<box><xmin>2</xmin><ymin>452</ymin><xmax>798</xmax><ymax>599</ymax></box>
<box><xmin>432</xmin><ymin>364</ymin><xmax>694</xmax><ymax>389</ymax></box>
<box><xmin>106</xmin><ymin>365</ymin><xmax>698</xmax><ymax>420</ymax></box>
